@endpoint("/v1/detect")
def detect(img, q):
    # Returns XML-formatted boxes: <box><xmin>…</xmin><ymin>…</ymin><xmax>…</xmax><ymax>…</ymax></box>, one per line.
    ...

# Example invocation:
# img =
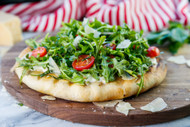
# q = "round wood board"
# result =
<box><xmin>1</xmin><ymin>34</ymin><xmax>190</xmax><ymax>126</ymax></box>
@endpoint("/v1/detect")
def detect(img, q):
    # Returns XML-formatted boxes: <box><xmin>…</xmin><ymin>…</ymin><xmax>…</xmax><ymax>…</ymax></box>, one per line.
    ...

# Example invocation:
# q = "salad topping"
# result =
<box><xmin>17</xmin><ymin>19</ymin><xmax>160</xmax><ymax>95</ymax></box>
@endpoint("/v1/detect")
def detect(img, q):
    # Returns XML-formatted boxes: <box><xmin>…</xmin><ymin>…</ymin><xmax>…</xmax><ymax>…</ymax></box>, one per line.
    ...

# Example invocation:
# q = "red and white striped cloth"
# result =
<box><xmin>0</xmin><ymin>0</ymin><xmax>189</xmax><ymax>32</ymax></box>
<box><xmin>86</xmin><ymin>0</ymin><xmax>190</xmax><ymax>31</ymax></box>
<box><xmin>0</xmin><ymin>0</ymin><xmax>86</xmax><ymax>32</ymax></box>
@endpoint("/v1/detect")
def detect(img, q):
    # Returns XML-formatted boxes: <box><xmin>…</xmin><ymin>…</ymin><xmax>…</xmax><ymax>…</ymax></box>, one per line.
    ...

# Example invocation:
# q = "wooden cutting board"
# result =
<box><xmin>1</xmin><ymin>33</ymin><xmax>190</xmax><ymax>126</ymax></box>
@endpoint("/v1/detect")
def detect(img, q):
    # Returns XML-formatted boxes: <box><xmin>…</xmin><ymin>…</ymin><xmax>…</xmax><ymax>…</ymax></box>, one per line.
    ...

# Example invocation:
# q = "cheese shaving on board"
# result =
<box><xmin>41</xmin><ymin>95</ymin><xmax>56</xmax><ymax>101</ymax></box>
<box><xmin>140</xmin><ymin>97</ymin><xmax>167</xmax><ymax>112</ymax></box>
<box><xmin>186</xmin><ymin>60</ymin><xmax>190</xmax><ymax>67</ymax></box>
<box><xmin>167</xmin><ymin>55</ymin><xmax>186</xmax><ymax>64</ymax></box>
<box><xmin>93</xmin><ymin>100</ymin><xmax>122</xmax><ymax>108</ymax></box>
<box><xmin>115</xmin><ymin>102</ymin><xmax>135</xmax><ymax>116</ymax></box>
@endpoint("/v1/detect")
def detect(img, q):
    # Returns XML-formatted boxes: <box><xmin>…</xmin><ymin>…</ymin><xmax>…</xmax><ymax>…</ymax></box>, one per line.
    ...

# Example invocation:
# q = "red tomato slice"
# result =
<box><xmin>31</xmin><ymin>47</ymin><xmax>47</xmax><ymax>57</ymax></box>
<box><xmin>104</xmin><ymin>43</ymin><xmax>116</xmax><ymax>50</ymax></box>
<box><xmin>146</xmin><ymin>46</ymin><xmax>160</xmax><ymax>58</ymax></box>
<box><xmin>72</xmin><ymin>55</ymin><xmax>95</xmax><ymax>71</ymax></box>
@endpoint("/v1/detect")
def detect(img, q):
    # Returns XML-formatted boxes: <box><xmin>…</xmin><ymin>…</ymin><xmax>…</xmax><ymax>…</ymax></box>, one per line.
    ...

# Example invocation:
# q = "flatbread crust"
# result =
<box><xmin>13</xmin><ymin>48</ymin><xmax>167</xmax><ymax>102</ymax></box>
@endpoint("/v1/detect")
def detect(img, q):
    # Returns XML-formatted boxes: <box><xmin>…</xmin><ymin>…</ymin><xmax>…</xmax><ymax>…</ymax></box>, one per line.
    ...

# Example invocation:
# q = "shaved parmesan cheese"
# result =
<box><xmin>73</xmin><ymin>36</ymin><xmax>82</xmax><ymax>47</ymax></box>
<box><xmin>186</xmin><ymin>60</ymin><xmax>190</xmax><ymax>67</ymax></box>
<box><xmin>84</xmin><ymin>25</ymin><xmax>101</xmax><ymax>38</ymax></box>
<box><xmin>121</xmin><ymin>74</ymin><xmax>135</xmax><ymax>80</ymax></box>
<box><xmin>21</xmin><ymin>52</ymin><xmax>32</xmax><ymax>60</ymax></box>
<box><xmin>82</xmin><ymin>18</ymin><xmax>89</xmax><ymax>26</ymax></box>
<box><xmin>99</xmin><ymin>77</ymin><xmax>106</xmax><ymax>84</ymax></box>
<box><xmin>167</xmin><ymin>55</ymin><xmax>186</xmax><ymax>64</ymax></box>
<box><xmin>85</xmin><ymin>75</ymin><xmax>97</xmax><ymax>85</ymax></box>
<box><xmin>150</xmin><ymin>58</ymin><xmax>158</xmax><ymax>66</ymax></box>
<box><xmin>93</xmin><ymin>100</ymin><xmax>122</xmax><ymax>108</ymax></box>
<box><xmin>41</xmin><ymin>95</ymin><xmax>56</xmax><ymax>101</ymax></box>
<box><xmin>116</xmin><ymin>39</ymin><xmax>131</xmax><ymax>49</ymax></box>
<box><xmin>49</xmin><ymin>57</ymin><xmax>61</xmax><ymax>76</ymax></box>
<box><xmin>32</xmin><ymin>66</ymin><xmax>48</xmax><ymax>72</ymax></box>
<box><xmin>140</xmin><ymin>97</ymin><xmax>167</xmax><ymax>112</ymax></box>
<box><xmin>116</xmin><ymin>102</ymin><xmax>135</xmax><ymax>116</ymax></box>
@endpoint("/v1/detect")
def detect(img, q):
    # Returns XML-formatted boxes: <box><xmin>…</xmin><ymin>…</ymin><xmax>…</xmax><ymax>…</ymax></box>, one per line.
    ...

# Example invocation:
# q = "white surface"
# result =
<box><xmin>0</xmin><ymin>32</ymin><xmax>190</xmax><ymax>127</ymax></box>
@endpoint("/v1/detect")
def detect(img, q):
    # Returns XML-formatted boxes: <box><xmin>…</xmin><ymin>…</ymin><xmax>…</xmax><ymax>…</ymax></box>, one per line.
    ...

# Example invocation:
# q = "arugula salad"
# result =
<box><xmin>17</xmin><ymin>19</ymin><xmax>160</xmax><ymax>95</ymax></box>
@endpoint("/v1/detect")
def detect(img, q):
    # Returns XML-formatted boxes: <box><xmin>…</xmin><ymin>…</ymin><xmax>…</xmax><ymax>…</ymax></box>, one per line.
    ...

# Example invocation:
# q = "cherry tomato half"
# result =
<box><xmin>31</xmin><ymin>47</ymin><xmax>47</xmax><ymax>57</ymax></box>
<box><xmin>104</xmin><ymin>43</ymin><xmax>116</xmax><ymax>50</ymax></box>
<box><xmin>146</xmin><ymin>46</ymin><xmax>160</xmax><ymax>58</ymax></box>
<box><xmin>72</xmin><ymin>55</ymin><xmax>95</xmax><ymax>71</ymax></box>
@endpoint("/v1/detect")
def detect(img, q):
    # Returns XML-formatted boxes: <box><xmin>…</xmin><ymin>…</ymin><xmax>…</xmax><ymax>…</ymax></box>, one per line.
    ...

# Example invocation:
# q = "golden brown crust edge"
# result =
<box><xmin>14</xmin><ymin>48</ymin><xmax>167</xmax><ymax>102</ymax></box>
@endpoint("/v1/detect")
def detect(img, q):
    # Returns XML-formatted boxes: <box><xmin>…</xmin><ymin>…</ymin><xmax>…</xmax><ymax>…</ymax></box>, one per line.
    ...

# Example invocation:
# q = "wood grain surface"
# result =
<box><xmin>1</xmin><ymin>33</ymin><xmax>190</xmax><ymax>126</ymax></box>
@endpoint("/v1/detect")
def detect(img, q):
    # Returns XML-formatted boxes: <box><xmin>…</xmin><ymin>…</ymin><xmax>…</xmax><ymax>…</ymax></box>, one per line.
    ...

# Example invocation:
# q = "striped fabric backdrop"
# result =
<box><xmin>0</xmin><ymin>0</ymin><xmax>86</xmax><ymax>32</ymax></box>
<box><xmin>0</xmin><ymin>0</ymin><xmax>189</xmax><ymax>32</ymax></box>
<box><xmin>86</xmin><ymin>0</ymin><xmax>190</xmax><ymax>32</ymax></box>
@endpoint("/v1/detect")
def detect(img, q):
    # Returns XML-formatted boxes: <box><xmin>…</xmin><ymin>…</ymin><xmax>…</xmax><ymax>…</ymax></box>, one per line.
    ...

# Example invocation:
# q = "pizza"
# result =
<box><xmin>13</xmin><ymin>19</ymin><xmax>167</xmax><ymax>102</ymax></box>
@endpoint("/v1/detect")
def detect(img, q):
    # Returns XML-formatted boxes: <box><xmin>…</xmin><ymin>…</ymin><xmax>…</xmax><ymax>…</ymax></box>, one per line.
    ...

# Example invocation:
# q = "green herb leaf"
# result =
<box><xmin>171</xmin><ymin>28</ymin><xmax>189</xmax><ymax>43</ymax></box>
<box><xmin>19</xmin><ymin>66</ymin><xmax>29</xmax><ymax>84</ymax></box>
<box><xmin>18</xmin><ymin>102</ymin><xmax>24</xmax><ymax>106</ymax></box>
<box><xmin>147</xmin><ymin>21</ymin><xmax>190</xmax><ymax>54</ymax></box>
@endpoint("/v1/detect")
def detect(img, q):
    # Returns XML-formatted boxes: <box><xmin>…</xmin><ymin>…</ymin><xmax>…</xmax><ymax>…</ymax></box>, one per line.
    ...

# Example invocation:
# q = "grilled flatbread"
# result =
<box><xmin>13</xmin><ymin>47</ymin><xmax>167</xmax><ymax>102</ymax></box>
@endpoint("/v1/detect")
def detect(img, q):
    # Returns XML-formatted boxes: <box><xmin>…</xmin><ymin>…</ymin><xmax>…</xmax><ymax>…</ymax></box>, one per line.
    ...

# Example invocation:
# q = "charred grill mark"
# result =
<box><xmin>53</xmin><ymin>79</ymin><xmax>59</xmax><ymax>84</ymax></box>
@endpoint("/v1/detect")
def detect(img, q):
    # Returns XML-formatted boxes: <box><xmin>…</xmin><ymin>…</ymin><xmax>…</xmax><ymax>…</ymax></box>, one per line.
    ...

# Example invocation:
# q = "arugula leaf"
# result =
<box><xmin>136</xmin><ymin>66</ymin><xmax>144</xmax><ymax>96</ymax></box>
<box><xmin>70</xmin><ymin>73</ymin><xmax>84</xmax><ymax>84</ymax></box>
<box><xmin>19</xmin><ymin>66</ymin><xmax>29</xmax><ymax>84</ymax></box>
<box><xmin>101</xmin><ymin>58</ymin><xmax>112</xmax><ymax>83</ymax></box>
<box><xmin>112</xmin><ymin>58</ymin><xmax>128</xmax><ymax>76</ymax></box>
<box><xmin>25</xmin><ymin>38</ymin><xmax>40</xmax><ymax>50</ymax></box>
